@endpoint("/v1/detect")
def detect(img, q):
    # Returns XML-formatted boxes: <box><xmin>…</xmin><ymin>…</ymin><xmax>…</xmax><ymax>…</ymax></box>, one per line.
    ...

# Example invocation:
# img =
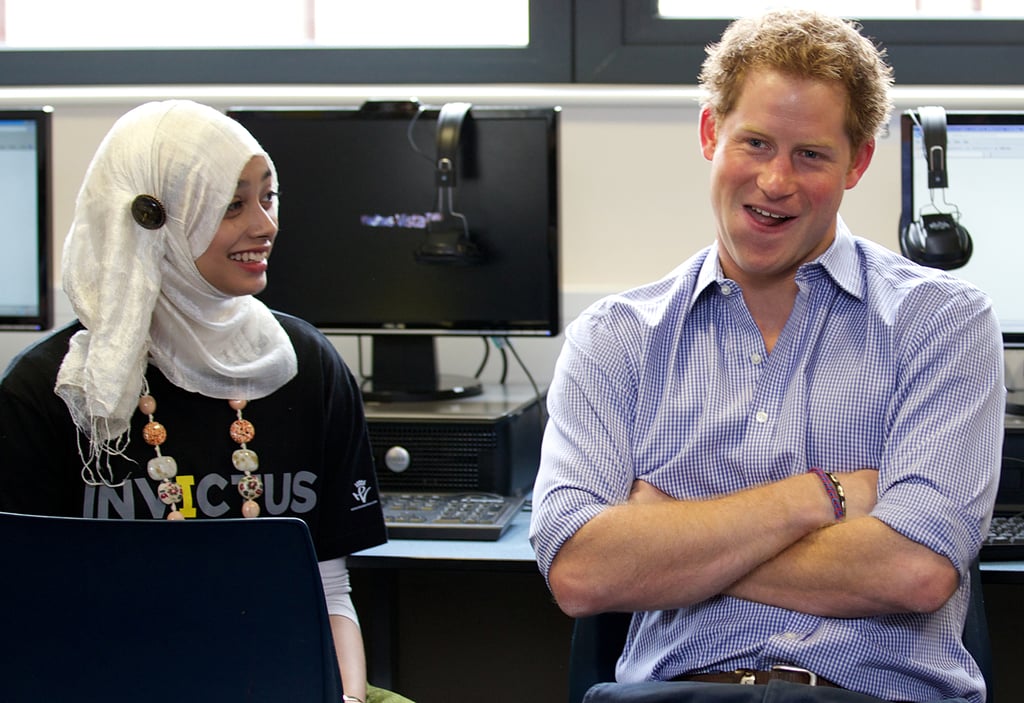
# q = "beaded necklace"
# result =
<box><xmin>138</xmin><ymin>394</ymin><xmax>263</xmax><ymax>520</ymax></box>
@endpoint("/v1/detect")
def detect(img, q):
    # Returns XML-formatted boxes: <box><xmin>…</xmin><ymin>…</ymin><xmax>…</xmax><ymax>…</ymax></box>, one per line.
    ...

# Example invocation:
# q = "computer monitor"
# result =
<box><xmin>0</xmin><ymin>108</ymin><xmax>52</xmax><ymax>331</ymax></box>
<box><xmin>228</xmin><ymin>102</ymin><xmax>560</xmax><ymax>401</ymax></box>
<box><xmin>899</xmin><ymin>109</ymin><xmax>1024</xmax><ymax>346</ymax></box>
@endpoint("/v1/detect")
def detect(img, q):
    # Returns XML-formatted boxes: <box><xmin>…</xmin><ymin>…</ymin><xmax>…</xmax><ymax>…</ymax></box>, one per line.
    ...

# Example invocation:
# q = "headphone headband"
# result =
<box><xmin>435</xmin><ymin>102</ymin><xmax>472</xmax><ymax>188</ymax></box>
<box><xmin>919</xmin><ymin>105</ymin><xmax>949</xmax><ymax>189</ymax></box>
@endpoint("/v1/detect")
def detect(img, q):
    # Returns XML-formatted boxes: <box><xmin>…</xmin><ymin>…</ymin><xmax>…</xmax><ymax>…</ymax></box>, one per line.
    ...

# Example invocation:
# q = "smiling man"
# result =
<box><xmin>529</xmin><ymin>9</ymin><xmax>1004</xmax><ymax>703</ymax></box>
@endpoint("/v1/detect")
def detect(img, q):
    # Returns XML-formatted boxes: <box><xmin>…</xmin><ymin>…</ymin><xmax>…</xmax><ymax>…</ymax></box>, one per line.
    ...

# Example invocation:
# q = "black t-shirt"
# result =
<box><xmin>0</xmin><ymin>312</ymin><xmax>387</xmax><ymax>561</ymax></box>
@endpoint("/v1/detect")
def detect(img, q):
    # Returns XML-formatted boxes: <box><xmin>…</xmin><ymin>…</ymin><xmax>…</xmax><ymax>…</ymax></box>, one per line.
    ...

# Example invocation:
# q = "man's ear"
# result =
<box><xmin>699</xmin><ymin>107</ymin><xmax>717</xmax><ymax>161</ymax></box>
<box><xmin>845</xmin><ymin>137</ymin><xmax>875</xmax><ymax>190</ymax></box>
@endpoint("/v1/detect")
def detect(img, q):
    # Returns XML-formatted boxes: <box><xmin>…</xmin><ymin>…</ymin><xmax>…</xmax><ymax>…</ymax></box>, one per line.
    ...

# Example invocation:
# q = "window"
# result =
<box><xmin>2</xmin><ymin>0</ymin><xmax>529</xmax><ymax>49</ymax></box>
<box><xmin>576</xmin><ymin>0</ymin><xmax>1024</xmax><ymax>85</ymax></box>
<box><xmin>658</xmin><ymin>1</ymin><xmax>1024</xmax><ymax>20</ymax></box>
<box><xmin>0</xmin><ymin>0</ymin><xmax>568</xmax><ymax>84</ymax></box>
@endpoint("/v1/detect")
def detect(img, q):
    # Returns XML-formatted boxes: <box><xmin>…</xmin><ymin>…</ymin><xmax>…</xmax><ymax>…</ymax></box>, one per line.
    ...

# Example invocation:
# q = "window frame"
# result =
<box><xmin>0</xmin><ymin>0</ymin><xmax>1019</xmax><ymax>86</ymax></box>
<box><xmin>0</xmin><ymin>0</ymin><xmax>572</xmax><ymax>85</ymax></box>
<box><xmin>575</xmin><ymin>0</ymin><xmax>1024</xmax><ymax>85</ymax></box>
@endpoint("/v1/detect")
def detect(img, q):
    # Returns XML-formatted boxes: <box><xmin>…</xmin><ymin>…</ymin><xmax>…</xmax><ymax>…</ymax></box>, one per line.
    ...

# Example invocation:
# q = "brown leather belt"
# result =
<box><xmin>674</xmin><ymin>666</ymin><xmax>841</xmax><ymax>688</ymax></box>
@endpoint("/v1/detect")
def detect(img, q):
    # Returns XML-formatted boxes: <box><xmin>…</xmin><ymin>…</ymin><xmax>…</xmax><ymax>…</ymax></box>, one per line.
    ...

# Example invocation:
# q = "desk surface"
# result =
<box><xmin>350</xmin><ymin>506</ymin><xmax>1024</xmax><ymax>581</ymax></box>
<box><xmin>980</xmin><ymin>559</ymin><xmax>1024</xmax><ymax>583</ymax></box>
<box><xmin>350</xmin><ymin>506</ymin><xmax>539</xmax><ymax>571</ymax></box>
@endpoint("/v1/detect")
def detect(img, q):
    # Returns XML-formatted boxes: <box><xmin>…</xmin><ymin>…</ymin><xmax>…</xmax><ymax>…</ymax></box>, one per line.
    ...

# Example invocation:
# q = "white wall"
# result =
<box><xmin>2</xmin><ymin>84</ymin><xmax>1023</xmax><ymax>389</ymax></box>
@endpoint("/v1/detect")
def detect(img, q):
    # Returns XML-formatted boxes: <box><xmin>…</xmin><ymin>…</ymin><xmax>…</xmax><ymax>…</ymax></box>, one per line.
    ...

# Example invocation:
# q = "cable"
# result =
<box><xmin>406</xmin><ymin>105</ymin><xmax>433</xmax><ymax>163</ymax></box>
<box><xmin>498</xmin><ymin>344</ymin><xmax>508</xmax><ymax>383</ymax></box>
<box><xmin>355</xmin><ymin>335</ymin><xmax>375</xmax><ymax>389</ymax></box>
<box><xmin>473</xmin><ymin>336</ymin><xmax>491</xmax><ymax>379</ymax></box>
<box><xmin>495</xmin><ymin>336</ymin><xmax>548</xmax><ymax>429</ymax></box>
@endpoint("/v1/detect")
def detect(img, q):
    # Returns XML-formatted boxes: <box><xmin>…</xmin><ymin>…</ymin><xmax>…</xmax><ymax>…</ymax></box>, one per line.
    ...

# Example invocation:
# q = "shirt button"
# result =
<box><xmin>720</xmin><ymin>284</ymin><xmax>733</xmax><ymax>296</ymax></box>
<box><xmin>750</xmin><ymin>352</ymin><xmax>762</xmax><ymax>364</ymax></box>
<box><xmin>755</xmin><ymin>410</ymin><xmax>769</xmax><ymax>423</ymax></box>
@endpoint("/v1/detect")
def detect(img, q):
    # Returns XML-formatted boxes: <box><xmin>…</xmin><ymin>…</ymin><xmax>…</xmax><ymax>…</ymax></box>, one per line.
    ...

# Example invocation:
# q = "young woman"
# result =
<box><xmin>0</xmin><ymin>99</ymin><xmax>406</xmax><ymax>703</ymax></box>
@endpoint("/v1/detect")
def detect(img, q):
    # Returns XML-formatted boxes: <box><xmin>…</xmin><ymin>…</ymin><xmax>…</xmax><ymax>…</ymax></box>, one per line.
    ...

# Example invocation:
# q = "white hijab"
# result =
<box><xmin>56</xmin><ymin>100</ymin><xmax>297</xmax><ymax>474</ymax></box>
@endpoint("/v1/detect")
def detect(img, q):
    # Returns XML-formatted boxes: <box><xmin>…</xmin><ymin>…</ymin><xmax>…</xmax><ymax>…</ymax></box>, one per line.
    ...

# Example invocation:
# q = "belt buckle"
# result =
<box><xmin>771</xmin><ymin>664</ymin><xmax>818</xmax><ymax>686</ymax></box>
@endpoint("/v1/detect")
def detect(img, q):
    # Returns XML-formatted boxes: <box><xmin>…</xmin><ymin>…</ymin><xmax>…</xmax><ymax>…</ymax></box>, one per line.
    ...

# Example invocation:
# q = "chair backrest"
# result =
<box><xmin>0</xmin><ymin>512</ymin><xmax>343</xmax><ymax>703</ymax></box>
<box><xmin>568</xmin><ymin>611</ymin><xmax>632</xmax><ymax>703</ymax></box>
<box><xmin>964</xmin><ymin>557</ymin><xmax>995</xmax><ymax>703</ymax></box>
<box><xmin>568</xmin><ymin>558</ymin><xmax>993</xmax><ymax>703</ymax></box>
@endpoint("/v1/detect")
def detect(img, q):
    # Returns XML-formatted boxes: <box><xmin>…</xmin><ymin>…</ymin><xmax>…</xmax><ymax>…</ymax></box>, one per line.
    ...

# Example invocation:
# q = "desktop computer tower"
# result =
<box><xmin>362</xmin><ymin>385</ymin><xmax>545</xmax><ymax>496</ymax></box>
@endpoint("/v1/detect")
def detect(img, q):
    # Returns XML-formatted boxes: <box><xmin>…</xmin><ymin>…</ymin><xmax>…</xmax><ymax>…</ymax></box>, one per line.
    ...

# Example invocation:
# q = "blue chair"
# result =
<box><xmin>0</xmin><ymin>512</ymin><xmax>343</xmax><ymax>703</ymax></box>
<box><xmin>569</xmin><ymin>559</ymin><xmax>993</xmax><ymax>703</ymax></box>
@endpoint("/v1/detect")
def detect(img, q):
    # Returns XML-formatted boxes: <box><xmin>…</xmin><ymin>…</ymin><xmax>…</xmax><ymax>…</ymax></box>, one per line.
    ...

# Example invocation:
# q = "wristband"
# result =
<box><xmin>342</xmin><ymin>696</ymin><xmax>364</xmax><ymax>703</ymax></box>
<box><xmin>809</xmin><ymin>467</ymin><xmax>846</xmax><ymax>521</ymax></box>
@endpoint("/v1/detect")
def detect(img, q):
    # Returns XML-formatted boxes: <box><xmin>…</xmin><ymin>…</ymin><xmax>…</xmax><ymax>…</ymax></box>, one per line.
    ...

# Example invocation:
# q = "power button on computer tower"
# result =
<box><xmin>384</xmin><ymin>446</ymin><xmax>412</xmax><ymax>473</ymax></box>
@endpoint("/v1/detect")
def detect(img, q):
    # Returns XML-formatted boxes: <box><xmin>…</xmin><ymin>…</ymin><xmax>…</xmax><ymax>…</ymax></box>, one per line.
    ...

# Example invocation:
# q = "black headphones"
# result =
<box><xmin>899</xmin><ymin>106</ymin><xmax>973</xmax><ymax>270</ymax></box>
<box><xmin>414</xmin><ymin>102</ymin><xmax>484</xmax><ymax>265</ymax></box>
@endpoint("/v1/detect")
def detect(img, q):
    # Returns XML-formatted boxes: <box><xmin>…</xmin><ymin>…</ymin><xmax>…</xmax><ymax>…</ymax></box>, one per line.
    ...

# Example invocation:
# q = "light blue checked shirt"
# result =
<box><xmin>530</xmin><ymin>219</ymin><xmax>1004</xmax><ymax>703</ymax></box>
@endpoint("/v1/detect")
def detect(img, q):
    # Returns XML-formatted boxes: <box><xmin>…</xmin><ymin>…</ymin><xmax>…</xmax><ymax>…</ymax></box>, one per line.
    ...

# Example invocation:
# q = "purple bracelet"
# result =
<box><xmin>809</xmin><ymin>467</ymin><xmax>846</xmax><ymax>521</ymax></box>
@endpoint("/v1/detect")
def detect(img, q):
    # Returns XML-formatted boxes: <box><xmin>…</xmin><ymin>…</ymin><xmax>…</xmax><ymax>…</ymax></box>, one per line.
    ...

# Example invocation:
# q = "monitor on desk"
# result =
<box><xmin>0</xmin><ymin>108</ymin><xmax>52</xmax><ymax>331</ymax></box>
<box><xmin>228</xmin><ymin>102</ymin><xmax>561</xmax><ymax>402</ymax></box>
<box><xmin>899</xmin><ymin>109</ymin><xmax>1024</xmax><ymax>346</ymax></box>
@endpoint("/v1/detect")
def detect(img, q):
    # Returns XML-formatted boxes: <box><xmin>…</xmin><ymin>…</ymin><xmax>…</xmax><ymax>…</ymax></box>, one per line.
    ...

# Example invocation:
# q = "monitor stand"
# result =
<box><xmin>362</xmin><ymin>334</ymin><xmax>483</xmax><ymax>403</ymax></box>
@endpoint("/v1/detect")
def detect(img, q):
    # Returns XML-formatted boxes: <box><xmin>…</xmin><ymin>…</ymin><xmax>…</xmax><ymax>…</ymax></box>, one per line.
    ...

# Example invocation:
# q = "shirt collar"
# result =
<box><xmin>806</xmin><ymin>216</ymin><xmax>864</xmax><ymax>300</ymax></box>
<box><xmin>692</xmin><ymin>244</ymin><xmax>722</xmax><ymax>309</ymax></box>
<box><xmin>693</xmin><ymin>216</ymin><xmax>865</xmax><ymax>311</ymax></box>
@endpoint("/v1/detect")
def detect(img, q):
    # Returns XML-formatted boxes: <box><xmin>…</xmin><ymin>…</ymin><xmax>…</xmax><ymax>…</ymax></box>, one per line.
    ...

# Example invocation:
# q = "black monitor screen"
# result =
<box><xmin>900</xmin><ymin>110</ymin><xmax>1024</xmax><ymax>344</ymax></box>
<box><xmin>229</xmin><ymin>103</ymin><xmax>560</xmax><ymax>400</ymax></box>
<box><xmin>0</xmin><ymin>108</ymin><xmax>52</xmax><ymax>331</ymax></box>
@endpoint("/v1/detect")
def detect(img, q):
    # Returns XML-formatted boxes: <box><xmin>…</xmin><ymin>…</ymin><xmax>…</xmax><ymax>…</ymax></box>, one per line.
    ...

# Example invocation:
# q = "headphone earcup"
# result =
<box><xmin>948</xmin><ymin>222</ymin><xmax>974</xmax><ymax>269</ymax></box>
<box><xmin>899</xmin><ymin>218</ymin><xmax>923</xmax><ymax>261</ymax></box>
<box><xmin>415</xmin><ymin>216</ymin><xmax>484</xmax><ymax>264</ymax></box>
<box><xmin>900</xmin><ymin>213</ymin><xmax>972</xmax><ymax>270</ymax></box>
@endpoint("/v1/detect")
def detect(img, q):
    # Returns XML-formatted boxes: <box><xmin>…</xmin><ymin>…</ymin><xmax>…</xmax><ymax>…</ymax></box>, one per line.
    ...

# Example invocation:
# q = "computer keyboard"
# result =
<box><xmin>381</xmin><ymin>491</ymin><xmax>527</xmax><ymax>541</ymax></box>
<box><xmin>981</xmin><ymin>512</ymin><xmax>1024</xmax><ymax>561</ymax></box>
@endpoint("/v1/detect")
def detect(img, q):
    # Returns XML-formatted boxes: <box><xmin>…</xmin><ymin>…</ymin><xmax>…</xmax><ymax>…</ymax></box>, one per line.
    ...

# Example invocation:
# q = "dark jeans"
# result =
<box><xmin>582</xmin><ymin>680</ymin><xmax>970</xmax><ymax>703</ymax></box>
